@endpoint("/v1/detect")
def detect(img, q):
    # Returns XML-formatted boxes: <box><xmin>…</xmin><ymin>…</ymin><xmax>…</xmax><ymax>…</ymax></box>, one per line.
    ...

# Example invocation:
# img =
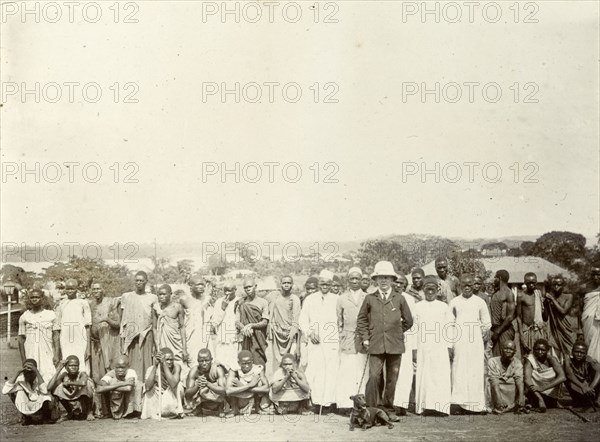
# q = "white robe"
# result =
<box><xmin>54</xmin><ymin>298</ymin><xmax>92</xmax><ymax>374</ymax></box>
<box><xmin>582</xmin><ymin>289</ymin><xmax>600</xmax><ymax>361</ymax></box>
<box><xmin>211</xmin><ymin>295</ymin><xmax>241</xmax><ymax>371</ymax></box>
<box><xmin>413</xmin><ymin>300</ymin><xmax>453</xmax><ymax>414</ymax></box>
<box><xmin>299</xmin><ymin>292</ymin><xmax>339</xmax><ymax>406</ymax></box>
<box><xmin>19</xmin><ymin>309</ymin><xmax>57</xmax><ymax>381</ymax></box>
<box><xmin>184</xmin><ymin>296</ymin><xmax>211</xmax><ymax>365</ymax></box>
<box><xmin>448</xmin><ymin>295</ymin><xmax>491</xmax><ymax>412</ymax></box>
<box><xmin>394</xmin><ymin>292</ymin><xmax>417</xmax><ymax>407</ymax></box>
<box><xmin>335</xmin><ymin>289</ymin><xmax>367</xmax><ymax>408</ymax></box>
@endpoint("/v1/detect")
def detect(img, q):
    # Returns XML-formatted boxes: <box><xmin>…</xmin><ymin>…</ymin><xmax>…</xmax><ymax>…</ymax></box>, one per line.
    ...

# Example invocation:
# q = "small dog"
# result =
<box><xmin>349</xmin><ymin>394</ymin><xmax>394</xmax><ymax>431</ymax></box>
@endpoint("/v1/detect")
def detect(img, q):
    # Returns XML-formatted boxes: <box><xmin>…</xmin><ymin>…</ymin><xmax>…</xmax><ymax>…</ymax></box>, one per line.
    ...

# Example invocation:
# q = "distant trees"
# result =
<box><xmin>43</xmin><ymin>256</ymin><xmax>132</xmax><ymax>297</ymax></box>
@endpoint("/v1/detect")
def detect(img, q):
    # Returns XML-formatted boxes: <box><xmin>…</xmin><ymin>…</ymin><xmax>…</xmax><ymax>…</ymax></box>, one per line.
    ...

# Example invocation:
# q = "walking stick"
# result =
<box><xmin>157</xmin><ymin>357</ymin><xmax>162</xmax><ymax>422</ymax></box>
<box><xmin>566</xmin><ymin>405</ymin><xmax>590</xmax><ymax>423</ymax></box>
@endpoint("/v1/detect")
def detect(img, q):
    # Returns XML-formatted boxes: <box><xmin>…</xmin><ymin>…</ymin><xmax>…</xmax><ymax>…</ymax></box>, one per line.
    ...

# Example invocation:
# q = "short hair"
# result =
<box><xmin>280</xmin><ymin>275</ymin><xmax>293</xmax><ymax>282</ymax></box>
<box><xmin>411</xmin><ymin>268</ymin><xmax>425</xmax><ymax>277</ymax></box>
<box><xmin>66</xmin><ymin>355</ymin><xmax>80</xmax><ymax>364</ymax></box>
<box><xmin>159</xmin><ymin>284</ymin><xmax>172</xmax><ymax>294</ymax></box>
<box><xmin>24</xmin><ymin>358</ymin><xmax>38</xmax><ymax>367</ymax></box>
<box><xmin>238</xmin><ymin>350</ymin><xmax>253</xmax><ymax>361</ymax></box>
<box><xmin>495</xmin><ymin>270</ymin><xmax>510</xmax><ymax>283</ymax></box>
<box><xmin>189</xmin><ymin>275</ymin><xmax>205</xmax><ymax>285</ymax></box>
<box><xmin>435</xmin><ymin>257</ymin><xmax>448</xmax><ymax>265</ymax></box>
<box><xmin>65</xmin><ymin>279</ymin><xmax>78</xmax><ymax>288</ymax></box>
<box><xmin>397</xmin><ymin>275</ymin><xmax>408</xmax><ymax>283</ymax></box>
<box><xmin>305</xmin><ymin>277</ymin><xmax>319</xmax><ymax>286</ymax></box>
<box><xmin>135</xmin><ymin>271</ymin><xmax>148</xmax><ymax>279</ymax></box>
<box><xmin>198</xmin><ymin>348</ymin><xmax>212</xmax><ymax>359</ymax></box>
<box><xmin>160</xmin><ymin>347</ymin><xmax>174</xmax><ymax>356</ymax></box>
<box><xmin>533</xmin><ymin>339</ymin><xmax>549</xmax><ymax>349</ymax></box>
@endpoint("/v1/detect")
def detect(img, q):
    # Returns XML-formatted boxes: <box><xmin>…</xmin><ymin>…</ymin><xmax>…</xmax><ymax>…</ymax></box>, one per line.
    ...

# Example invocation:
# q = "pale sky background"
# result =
<box><xmin>1</xmin><ymin>1</ymin><xmax>599</xmax><ymax>246</ymax></box>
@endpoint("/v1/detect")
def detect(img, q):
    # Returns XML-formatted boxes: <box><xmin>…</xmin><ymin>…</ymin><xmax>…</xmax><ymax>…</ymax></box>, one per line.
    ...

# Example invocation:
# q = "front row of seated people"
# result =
<box><xmin>5</xmin><ymin>341</ymin><xmax>598</xmax><ymax>424</ymax></box>
<box><xmin>4</xmin><ymin>349</ymin><xmax>312</xmax><ymax>424</ymax></box>
<box><xmin>487</xmin><ymin>339</ymin><xmax>599</xmax><ymax>414</ymax></box>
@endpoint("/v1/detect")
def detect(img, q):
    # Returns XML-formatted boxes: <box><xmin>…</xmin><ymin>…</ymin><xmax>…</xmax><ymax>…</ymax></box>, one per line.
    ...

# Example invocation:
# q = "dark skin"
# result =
<box><xmin>145</xmin><ymin>351</ymin><xmax>181</xmax><ymax>392</ymax></box>
<box><xmin>47</xmin><ymin>359</ymin><xmax>94</xmax><ymax>420</ymax></box>
<box><xmin>61</xmin><ymin>281</ymin><xmax>91</xmax><ymax>363</ymax></box>
<box><xmin>236</xmin><ymin>279</ymin><xmax>268</xmax><ymax>338</ymax></box>
<box><xmin>411</xmin><ymin>273</ymin><xmax>424</xmax><ymax>291</ymax></box>
<box><xmin>271</xmin><ymin>357</ymin><xmax>310</xmax><ymax>395</ymax></box>
<box><xmin>155</xmin><ymin>288</ymin><xmax>188</xmax><ymax>363</ymax></box>
<box><xmin>516</xmin><ymin>275</ymin><xmax>539</xmax><ymax>353</ymax></box>
<box><xmin>225</xmin><ymin>355</ymin><xmax>269</xmax><ymax>396</ymax></box>
<box><xmin>184</xmin><ymin>352</ymin><xmax>227</xmax><ymax>402</ymax></box>
<box><xmin>95</xmin><ymin>357</ymin><xmax>136</xmax><ymax>394</ymax></box>
<box><xmin>564</xmin><ymin>344</ymin><xmax>600</xmax><ymax>406</ymax></box>
<box><xmin>543</xmin><ymin>277</ymin><xmax>573</xmax><ymax>321</ymax></box>
<box><xmin>18</xmin><ymin>291</ymin><xmax>61</xmax><ymax>366</ymax></box>
<box><xmin>489</xmin><ymin>342</ymin><xmax>524</xmax><ymax>413</ymax></box>
<box><xmin>524</xmin><ymin>342</ymin><xmax>566</xmax><ymax>410</ymax></box>
<box><xmin>491</xmin><ymin>275</ymin><xmax>516</xmax><ymax>343</ymax></box>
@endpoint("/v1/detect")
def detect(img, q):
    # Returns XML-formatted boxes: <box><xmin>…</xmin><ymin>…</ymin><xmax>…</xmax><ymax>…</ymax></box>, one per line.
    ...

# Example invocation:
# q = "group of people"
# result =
<box><xmin>4</xmin><ymin>261</ymin><xmax>600</xmax><ymax>426</ymax></box>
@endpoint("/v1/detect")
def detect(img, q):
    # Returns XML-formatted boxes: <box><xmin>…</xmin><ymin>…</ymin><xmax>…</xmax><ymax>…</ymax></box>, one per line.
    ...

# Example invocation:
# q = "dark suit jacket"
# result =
<box><xmin>356</xmin><ymin>290</ymin><xmax>413</xmax><ymax>355</ymax></box>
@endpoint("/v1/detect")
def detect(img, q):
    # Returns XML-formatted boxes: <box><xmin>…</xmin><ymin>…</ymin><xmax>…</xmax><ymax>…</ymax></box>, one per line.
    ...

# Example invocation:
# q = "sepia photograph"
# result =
<box><xmin>1</xmin><ymin>1</ymin><xmax>599</xmax><ymax>440</ymax></box>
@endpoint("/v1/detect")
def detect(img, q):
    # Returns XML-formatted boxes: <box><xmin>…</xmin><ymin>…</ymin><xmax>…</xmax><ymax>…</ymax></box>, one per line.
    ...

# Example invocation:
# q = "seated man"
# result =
<box><xmin>488</xmin><ymin>341</ymin><xmax>525</xmax><ymax>414</ymax></box>
<box><xmin>2</xmin><ymin>359</ymin><xmax>59</xmax><ymax>425</ymax></box>
<box><xmin>47</xmin><ymin>355</ymin><xmax>94</xmax><ymax>421</ymax></box>
<box><xmin>185</xmin><ymin>349</ymin><xmax>228</xmax><ymax>417</ymax></box>
<box><xmin>226</xmin><ymin>350</ymin><xmax>270</xmax><ymax>415</ymax></box>
<box><xmin>564</xmin><ymin>342</ymin><xmax>600</xmax><ymax>409</ymax></box>
<box><xmin>269</xmin><ymin>353</ymin><xmax>311</xmax><ymax>415</ymax></box>
<box><xmin>524</xmin><ymin>339</ymin><xmax>566</xmax><ymax>411</ymax></box>
<box><xmin>95</xmin><ymin>355</ymin><xmax>143</xmax><ymax>419</ymax></box>
<box><xmin>141</xmin><ymin>348</ymin><xmax>184</xmax><ymax>419</ymax></box>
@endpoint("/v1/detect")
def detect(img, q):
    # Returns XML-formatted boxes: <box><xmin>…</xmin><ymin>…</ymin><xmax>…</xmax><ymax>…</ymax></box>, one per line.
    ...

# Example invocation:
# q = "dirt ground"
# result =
<box><xmin>1</xmin><ymin>342</ymin><xmax>599</xmax><ymax>442</ymax></box>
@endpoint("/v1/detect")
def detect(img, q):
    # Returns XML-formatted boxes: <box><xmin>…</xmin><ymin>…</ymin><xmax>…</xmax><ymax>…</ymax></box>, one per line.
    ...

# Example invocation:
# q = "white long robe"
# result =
<box><xmin>394</xmin><ymin>292</ymin><xmax>417</xmax><ymax>407</ymax></box>
<box><xmin>335</xmin><ymin>289</ymin><xmax>367</xmax><ymax>408</ymax></box>
<box><xmin>54</xmin><ymin>298</ymin><xmax>92</xmax><ymax>374</ymax></box>
<box><xmin>299</xmin><ymin>292</ymin><xmax>339</xmax><ymax>406</ymax></box>
<box><xmin>19</xmin><ymin>309</ymin><xmax>57</xmax><ymax>381</ymax></box>
<box><xmin>184</xmin><ymin>296</ymin><xmax>210</xmax><ymax>365</ymax></box>
<box><xmin>582</xmin><ymin>289</ymin><xmax>600</xmax><ymax>361</ymax></box>
<box><xmin>413</xmin><ymin>300</ymin><xmax>453</xmax><ymax>414</ymax></box>
<box><xmin>210</xmin><ymin>295</ymin><xmax>241</xmax><ymax>371</ymax></box>
<box><xmin>449</xmin><ymin>295</ymin><xmax>491</xmax><ymax>412</ymax></box>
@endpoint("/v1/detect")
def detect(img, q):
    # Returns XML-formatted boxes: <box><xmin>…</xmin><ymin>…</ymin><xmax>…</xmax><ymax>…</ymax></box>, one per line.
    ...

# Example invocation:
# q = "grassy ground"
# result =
<box><xmin>1</xmin><ymin>341</ymin><xmax>599</xmax><ymax>442</ymax></box>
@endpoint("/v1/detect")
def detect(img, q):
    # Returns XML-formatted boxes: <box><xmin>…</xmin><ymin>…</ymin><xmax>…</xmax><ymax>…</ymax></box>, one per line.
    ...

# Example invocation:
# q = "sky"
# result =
<box><xmin>1</xmin><ymin>1</ymin><xmax>598</xmax><ymax>248</ymax></box>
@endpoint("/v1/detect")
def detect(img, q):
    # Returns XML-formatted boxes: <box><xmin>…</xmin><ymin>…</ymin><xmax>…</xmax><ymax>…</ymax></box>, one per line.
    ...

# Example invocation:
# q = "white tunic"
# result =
<box><xmin>413</xmin><ymin>300</ymin><xmax>453</xmax><ymax>414</ymax></box>
<box><xmin>448</xmin><ymin>295</ymin><xmax>491</xmax><ymax>412</ymax></box>
<box><xmin>394</xmin><ymin>292</ymin><xmax>418</xmax><ymax>407</ymax></box>
<box><xmin>54</xmin><ymin>298</ymin><xmax>92</xmax><ymax>374</ymax></box>
<box><xmin>299</xmin><ymin>292</ymin><xmax>339</xmax><ymax>406</ymax></box>
<box><xmin>19</xmin><ymin>309</ymin><xmax>57</xmax><ymax>381</ymax></box>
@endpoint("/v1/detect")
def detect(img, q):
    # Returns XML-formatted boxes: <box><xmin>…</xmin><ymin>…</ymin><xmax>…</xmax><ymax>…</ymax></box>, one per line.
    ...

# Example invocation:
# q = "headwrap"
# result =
<box><xmin>348</xmin><ymin>267</ymin><xmax>363</xmax><ymax>277</ymax></box>
<box><xmin>319</xmin><ymin>269</ymin><xmax>334</xmax><ymax>281</ymax></box>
